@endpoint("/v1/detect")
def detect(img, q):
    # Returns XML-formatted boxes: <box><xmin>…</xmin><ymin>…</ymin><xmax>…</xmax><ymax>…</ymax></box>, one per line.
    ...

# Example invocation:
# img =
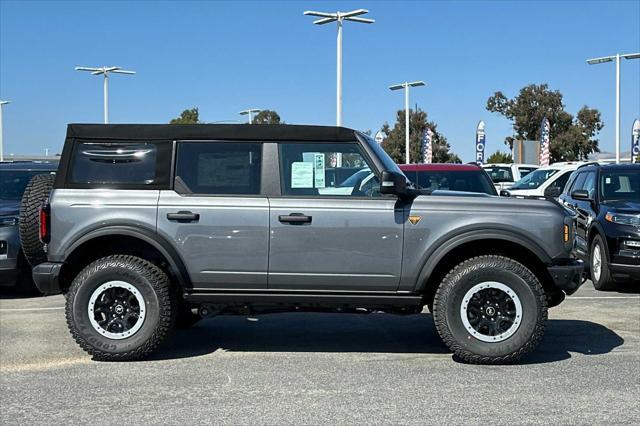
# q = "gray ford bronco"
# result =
<box><xmin>27</xmin><ymin>124</ymin><xmax>583</xmax><ymax>364</ymax></box>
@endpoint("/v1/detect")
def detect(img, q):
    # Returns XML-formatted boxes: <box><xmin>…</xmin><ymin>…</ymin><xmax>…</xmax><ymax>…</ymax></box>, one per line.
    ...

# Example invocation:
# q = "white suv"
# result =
<box><xmin>502</xmin><ymin>162</ymin><xmax>584</xmax><ymax>198</ymax></box>
<box><xmin>482</xmin><ymin>163</ymin><xmax>539</xmax><ymax>191</ymax></box>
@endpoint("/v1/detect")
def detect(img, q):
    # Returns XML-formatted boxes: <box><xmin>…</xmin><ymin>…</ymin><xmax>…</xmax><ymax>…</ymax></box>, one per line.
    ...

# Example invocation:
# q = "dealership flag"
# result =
<box><xmin>475</xmin><ymin>121</ymin><xmax>486</xmax><ymax>164</ymax></box>
<box><xmin>421</xmin><ymin>128</ymin><xmax>433</xmax><ymax>163</ymax></box>
<box><xmin>632</xmin><ymin>119</ymin><xmax>640</xmax><ymax>164</ymax></box>
<box><xmin>539</xmin><ymin>117</ymin><xmax>551</xmax><ymax>166</ymax></box>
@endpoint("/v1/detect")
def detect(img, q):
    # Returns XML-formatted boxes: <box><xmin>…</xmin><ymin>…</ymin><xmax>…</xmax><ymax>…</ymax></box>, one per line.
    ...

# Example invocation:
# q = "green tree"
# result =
<box><xmin>486</xmin><ymin>84</ymin><xmax>602</xmax><ymax>162</ymax></box>
<box><xmin>252</xmin><ymin>109</ymin><xmax>282</xmax><ymax>124</ymax></box>
<box><xmin>486</xmin><ymin>150</ymin><xmax>513</xmax><ymax>163</ymax></box>
<box><xmin>170</xmin><ymin>108</ymin><xmax>200</xmax><ymax>124</ymax></box>
<box><xmin>381</xmin><ymin>108</ymin><xmax>461</xmax><ymax>164</ymax></box>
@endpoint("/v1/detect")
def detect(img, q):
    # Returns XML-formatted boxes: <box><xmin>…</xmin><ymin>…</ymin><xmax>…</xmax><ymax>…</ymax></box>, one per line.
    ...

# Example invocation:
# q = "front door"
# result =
<box><xmin>268</xmin><ymin>142</ymin><xmax>404</xmax><ymax>291</ymax></box>
<box><xmin>157</xmin><ymin>141</ymin><xmax>269</xmax><ymax>290</ymax></box>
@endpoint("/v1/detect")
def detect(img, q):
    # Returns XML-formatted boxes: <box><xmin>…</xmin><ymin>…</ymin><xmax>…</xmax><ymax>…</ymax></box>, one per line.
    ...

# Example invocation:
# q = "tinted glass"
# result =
<box><xmin>70</xmin><ymin>142</ymin><xmax>165</xmax><ymax>186</ymax></box>
<box><xmin>563</xmin><ymin>172</ymin><xmax>578</xmax><ymax>195</ymax></box>
<box><xmin>415</xmin><ymin>170</ymin><xmax>496</xmax><ymax>195</ymax></box>
<box><xmin>0</xmin><ymin>171</ymin><xmax>51</xmax><ymax>200</ymax></box>
<box><xmin>518</xmin><ymin>167</ymin><xmax>537</xmax><ymax>178</ymax></box>
<box><xmin>581</xmin><ymin>171</ymin><xmax>597</xmax><ymax>198</ymax></box>
<box><xmin>279</xmin><ymin>143</ymin><xmax>380</xmax><ymax>197</ymax></box>
<box><xmin>600</xmin><ymin>169</ymin><xmax>640</xmax><ymax>201</ymax></box>
<box><xmin>176</xmin><ymin>142</ymin><xmax>262</xmax><ymax>195</ymax></box>
<box><xmin>570</xmin><ymin>172</ymin><xmax>587</xmax><ymax>194</ymax></box>
<box><xmin>483</xmin><ymin>166</ymin><xmax>513</xmax><ymax>183</ymax></box>
<box><xmin>511</xmin><ymin>169</ymin><xmax>559</xmax><ymax>190</ymax></box>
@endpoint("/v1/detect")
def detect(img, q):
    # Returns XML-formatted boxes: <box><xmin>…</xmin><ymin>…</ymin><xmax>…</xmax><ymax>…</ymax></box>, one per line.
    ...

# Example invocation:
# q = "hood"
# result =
<box><xmin>0</xmin><ymin>200</ymin><xmax>20</xmax><ymax>217</ymax></box>
<box><xmin>602</xmin><ymin>199</ymin><xmax>640</xmax><ymax>214</ymax></box>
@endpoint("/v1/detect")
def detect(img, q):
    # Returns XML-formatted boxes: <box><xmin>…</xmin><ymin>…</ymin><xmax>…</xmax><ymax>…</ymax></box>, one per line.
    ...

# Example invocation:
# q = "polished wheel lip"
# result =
<box><xmin>592</xmin><ymin>243</ymin><xmax>602</xmax><ymax>282</ymax></box>
<box><xmin>87</xmin><ymin>281</ymin><xmax>146</xmax><ymax>340</ymax></box>
<box><xmin>460</xmin><ymin>281</ymin><xmax>523</xmax><ymax>343</ymax></box>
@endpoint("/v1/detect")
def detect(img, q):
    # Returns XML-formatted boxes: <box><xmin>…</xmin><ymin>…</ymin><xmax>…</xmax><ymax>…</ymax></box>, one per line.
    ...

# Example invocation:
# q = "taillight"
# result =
<box><xmin>39</xmin><ymin>203</ymin><xmax>51</xmax><ymax>244</ymax></box>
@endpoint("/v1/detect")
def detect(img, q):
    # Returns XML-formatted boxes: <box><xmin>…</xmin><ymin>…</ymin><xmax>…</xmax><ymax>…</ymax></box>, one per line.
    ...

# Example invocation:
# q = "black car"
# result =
<box><xmin>559</xmin><ymin>163</ymin><xmax>640</xmax><ymax>289</ymax></box>
<box><xmin>0</xmin><ymin>161</ymin><xmax>58</xmax><ymax>292</ymax></box>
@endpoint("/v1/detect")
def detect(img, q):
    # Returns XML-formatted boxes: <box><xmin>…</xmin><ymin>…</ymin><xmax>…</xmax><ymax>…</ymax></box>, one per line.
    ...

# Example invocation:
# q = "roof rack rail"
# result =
<box><xmin>576</xmin><ymin>162</ymin><xmax>601</xmax><ymax>169</ymax></box>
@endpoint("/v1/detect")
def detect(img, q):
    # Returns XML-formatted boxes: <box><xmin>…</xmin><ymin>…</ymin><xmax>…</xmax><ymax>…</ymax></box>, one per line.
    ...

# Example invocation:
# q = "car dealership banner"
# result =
<box><xmin>539</xmin><ymin>117</ymin><xmax>551</xmax><ymax>167</ymax></box>
<box><xmin>421</xmin><ymin>128</ymin><xmax>433</xmax><ymax>163</ymax></box>
<box><xmin>632</xmin><ymin>119</ymin><xmax>640</xmax><ymax>163</ymax></box>
<box><xmin>475</xmin><ymin>121</ymin><xmax>485</xmax><ymax>164</ymax></box>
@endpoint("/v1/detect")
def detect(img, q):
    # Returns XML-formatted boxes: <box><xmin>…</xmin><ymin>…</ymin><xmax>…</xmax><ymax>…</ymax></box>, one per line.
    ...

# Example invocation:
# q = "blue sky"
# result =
<box><xmin>1</xmin><ymin>0</ymin><xmax>639</xmax><ymax>161</ymax></box>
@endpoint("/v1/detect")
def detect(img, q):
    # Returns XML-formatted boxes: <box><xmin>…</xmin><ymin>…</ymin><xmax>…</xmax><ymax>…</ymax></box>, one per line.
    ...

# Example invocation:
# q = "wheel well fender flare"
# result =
<box><xmin>64</xmin><ymin>225</ymin><xmax>192</xmax><ymax>289</ymax></box>
<box><xmin>415</xmin><ymin>228</ymin><xmax>551</xmax><ymax>292</ymax></box>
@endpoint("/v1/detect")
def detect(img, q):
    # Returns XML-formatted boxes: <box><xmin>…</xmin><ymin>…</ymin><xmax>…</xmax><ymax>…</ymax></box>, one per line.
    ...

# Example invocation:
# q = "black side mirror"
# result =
<box><xmin>544</xmin><ymin>186</ymin><xmax>562</xmax><ymax>198</ymax></box>
<box><xmin>500</xmin><ymin>189</ymin><xmax>511</xmax><ymax>197</ymax></box>
<box><xmin>380</xmin><ymin>171</ymin><xmax>408</xmax><ymax>196</ymax></box>
<box><xmin>571</xmin><ymin>189</ymin><xmax>591</xmax><ymax>201</ymax></box>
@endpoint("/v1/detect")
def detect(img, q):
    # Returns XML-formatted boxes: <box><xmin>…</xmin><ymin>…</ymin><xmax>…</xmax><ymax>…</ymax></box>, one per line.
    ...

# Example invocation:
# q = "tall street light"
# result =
<box><xmin>389</xmin><ymin>81</ymin><xmax>426</xmax><ymax>164</ymax></box>
<box><xmin>587</xmin><ymin>52</ymin><xmax>640</xmax><ymax>164</ymax></box>
<box><xmin>75</xmin><ymin>66</ymin><xmax>136</xmax><ymax>124</ymax></box>
<box><xmin>239</xmin><ymin>109</ymin><xmax>261</xmax><ymax>124</ymax></box>
<box><xmin>0</xmin><ymin>100</ymin><xmax>10</xmax><ymax>162</ymax></box>
<box><xmin>304</xmin><ymin>9</ymin><xmax>374</xmax><ymax>127</ymax></box>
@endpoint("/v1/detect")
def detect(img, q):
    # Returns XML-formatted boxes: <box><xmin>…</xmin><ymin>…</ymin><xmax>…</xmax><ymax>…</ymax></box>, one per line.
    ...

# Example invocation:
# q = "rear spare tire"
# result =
<box><xmin>433</xmin><ymin>255</ymin><xmax>547</xmax><ymax>364</ymax></box>
<box><xmin>19</xmin><ymin>173</ymin><xmax>55</xmax><ymax>266</ymax></box>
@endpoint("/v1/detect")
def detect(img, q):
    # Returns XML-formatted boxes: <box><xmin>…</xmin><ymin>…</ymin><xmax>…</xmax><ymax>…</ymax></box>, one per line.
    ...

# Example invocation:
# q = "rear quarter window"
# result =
<box><xmin>68</xmin><ymin>141</ymin><xmax>171</xmax><ymax>188</ymax></box>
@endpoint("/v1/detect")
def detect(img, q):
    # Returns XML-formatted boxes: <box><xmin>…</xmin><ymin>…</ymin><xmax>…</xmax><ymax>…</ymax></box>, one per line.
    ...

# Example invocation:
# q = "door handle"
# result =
<box><xmin>167</xmin><ymin>211</ymin><xmax>200</xmax><ymax>222</ymax></box>
<box><xmin>278</xmin><ymin>213</ymin><xmax>312</xmax><ymax>224</ymax></box>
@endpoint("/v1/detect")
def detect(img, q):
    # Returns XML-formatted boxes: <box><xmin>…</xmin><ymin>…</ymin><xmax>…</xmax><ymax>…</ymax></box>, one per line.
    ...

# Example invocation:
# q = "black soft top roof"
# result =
<box><xmin>66</xmin><ymin>123</ymin><xmax>359</xmax><ymax>142</ymax></box>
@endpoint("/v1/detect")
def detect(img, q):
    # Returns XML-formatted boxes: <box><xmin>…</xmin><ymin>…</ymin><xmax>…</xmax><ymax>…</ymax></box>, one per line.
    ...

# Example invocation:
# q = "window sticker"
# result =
<box><xmin>314</xmin><ymin>153</ymin><xmax>325</xmax><ymax>188</ymax></box>
<box><xmin>605</xmin><ymin>177</ymin><xmax>611</xmax><ymax>184</ymax></box>
<box><xmin>291</xmin><ymin>162</ymin><xmax>314</xmax><ymax>188</ymax></box>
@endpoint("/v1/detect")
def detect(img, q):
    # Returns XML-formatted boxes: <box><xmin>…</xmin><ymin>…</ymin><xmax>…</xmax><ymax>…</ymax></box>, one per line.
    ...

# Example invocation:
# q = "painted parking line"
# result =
<box><xmin>568</xmin><ymin>296</ymin><xmax>640</xmax><ymax>300</ymax></box>
<box><xmin>0</xmin><ymin>306</ymin><xmax>65</xmax><ymax>312</ymax></box>
<box><xmin>0</xmin><ymin>357</ymin><xmax>91</xmax><ymax>373</ymax></box>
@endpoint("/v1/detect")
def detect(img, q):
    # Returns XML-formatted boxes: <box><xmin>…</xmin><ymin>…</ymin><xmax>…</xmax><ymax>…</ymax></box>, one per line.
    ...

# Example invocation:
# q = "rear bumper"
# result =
<box><xmin>547</xmin><ymin>260</ymin><xmax>584</xmax><ymax>295</ymax></box>
<box><xmin>32</xmin><ymin>262</ymin><xmax>63</xmax><ymax>295</ymax></box>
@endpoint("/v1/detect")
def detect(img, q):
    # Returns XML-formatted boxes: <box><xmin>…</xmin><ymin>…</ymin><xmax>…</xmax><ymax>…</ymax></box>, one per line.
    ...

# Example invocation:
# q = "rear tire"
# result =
<box><xmin>65</xmin><ymin>255</ymin><xmax>176</xmax><ymax>361</ymax></box>
<box><xmin>590</xmin><ymin>235</ymin><xmax>616</xmax><ymax>291</ymax></box>
<box><xmin>433</xmin><ymin>255</ymin><xmax>547</xmax><ymax>364</ymax></box>
<box><xmin>19</xmin><ymin>173</ymin><xmax>55</xmax><ymax>267</ymax></box>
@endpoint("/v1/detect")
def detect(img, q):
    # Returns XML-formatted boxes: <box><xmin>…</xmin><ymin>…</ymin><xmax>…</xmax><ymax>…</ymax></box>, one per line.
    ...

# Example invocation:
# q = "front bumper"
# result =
<box><xmin>32</xmin><ymin>262</ymin><xmax>63</xmax><ymax>295</ymax></box>
<box><xmin>547</xmin><ymin>260</ymin><xmax>584</xmax><ymax>295</ymax></box>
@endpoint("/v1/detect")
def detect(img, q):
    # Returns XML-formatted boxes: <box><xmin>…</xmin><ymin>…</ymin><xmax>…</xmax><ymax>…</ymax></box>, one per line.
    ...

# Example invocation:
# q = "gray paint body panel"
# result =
<box><xmin>268</xmin><ymin>197</ymin><xmax>404</xmax><ymax>290</ymax></box>
<box><xmin>157</xmin><ymin>191</ymin><xmax>270</xmax><ymax>289</ymax></box>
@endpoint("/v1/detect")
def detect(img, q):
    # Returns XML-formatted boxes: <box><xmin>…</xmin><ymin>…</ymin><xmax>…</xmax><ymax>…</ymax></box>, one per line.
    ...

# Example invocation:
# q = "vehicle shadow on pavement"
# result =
<box><xmin>519</xmin><ymin>319</ymin><xmax>624</xmax><ymax>365</ymax></box>
<box><xmin>151</xmin><ymin>312</ymin><xmax>450</xmax><ymax>360</ymax></box>
<box><xmin>151</xmin><ymin>314</ymin><xmax>623</xmax><ymax>364</ymax></box>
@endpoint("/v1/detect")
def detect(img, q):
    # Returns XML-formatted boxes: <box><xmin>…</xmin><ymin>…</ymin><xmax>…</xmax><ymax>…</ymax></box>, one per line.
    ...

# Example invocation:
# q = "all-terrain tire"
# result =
<box><xmin>433</xmin><ymin>255</ymin><xmax>547</xmax><ymax>364</ymax></box>
<box><xmin>65</xmin><ymin>255</ymin><xmax>176</xmax><ymax>361</ymax></box>
<box><xmin>590</xmin><ymin>235</ymin><xmax>616</xmax><ymax>291</ymax></box>
<box><xmin>19</xmin><ymin>173</ymin><xmax>55</xmax><ymax>266</ymax></box>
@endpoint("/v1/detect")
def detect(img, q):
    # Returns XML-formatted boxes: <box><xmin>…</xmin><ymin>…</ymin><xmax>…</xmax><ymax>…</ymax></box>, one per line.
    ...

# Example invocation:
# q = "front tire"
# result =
<box><xmin>433</xmin><ymin>255</ymin><xmax>547</xmax><ymax>364</ymax></box>
<box><xmin>65</xmin><ymin>255</ymin><xmax>176</xmax><ymax>361</ymax></box>
<box><xmin>590</xmin><ymin>235</ymin><xmax>615</xmax><ymax>291</ymax></box>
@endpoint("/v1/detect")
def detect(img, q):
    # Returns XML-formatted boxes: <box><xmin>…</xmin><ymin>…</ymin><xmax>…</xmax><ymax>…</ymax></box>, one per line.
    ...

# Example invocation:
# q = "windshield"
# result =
<box><xmin>360</xmin><ymin>134</ymin><xmax>404</xmax><ymax>175</ymax></box>
<box><xmin>511</xmin><ymin>168</ymin><xmax>560</xmax><ymax>190</ymax></box>
<box><xmin>483</xmin><ymin>166</ymin><xmax>513</xmax><ymax>183</ymax></box>
<box><xmin>0</xmin><ymin>171</ymin><xmax>48</xmax><ymax>201</ymax></box>
<box><xmin>600</xmin><ymin>170</ymin><xmax>640</xmax><ymax>201</ymax></box>
<box><xmin>413</xmin><ymin>170</ymin><xmax>497</xmax><ymax>195</ymax></box>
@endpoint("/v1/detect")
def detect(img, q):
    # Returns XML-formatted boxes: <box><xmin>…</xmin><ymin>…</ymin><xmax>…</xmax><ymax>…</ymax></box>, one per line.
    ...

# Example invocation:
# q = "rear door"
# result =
<box><xmin>157</xmin><ymin>141</ymin><xmax>269</xmax><ymax>290</ymax></box>
<box><xmin>267</xmin><ymin>141</ymin><xmax>404</xmax><ymax>291</ymax></box>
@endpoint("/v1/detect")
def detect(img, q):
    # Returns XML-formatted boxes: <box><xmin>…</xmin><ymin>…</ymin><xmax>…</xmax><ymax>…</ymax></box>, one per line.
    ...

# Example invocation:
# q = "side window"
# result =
<box><xmin>175</xmin><ymin>142</ymin><xmax>262</xmax><ymax>195</ymax></box>
<box><xmin>563</xmin><ymin>171</ymin><xmax>578</xmax><ymax>195</ymax></box>
<box><xmin>581</xmin><ymin>171</ymin><xmax>597</xmax><ymax>199</ymax></box>
<box><xmin>279</xmin><ymin>142</ymin><xmax>380</xmax><ymax>197</ymax></box>
<box><xmin>553</xmin><ymin>171</ymin><xmax>572</xmax><ymax>192</ymax></box>
<box><xmin>569</xmin><ymin>172</ymin><xmax>587</xmax><ymax>196</ymax></box>
<box><xmin>70</xmin><ymin>141</ymin><xmax>170</xmax><ymax>187</ymax></box>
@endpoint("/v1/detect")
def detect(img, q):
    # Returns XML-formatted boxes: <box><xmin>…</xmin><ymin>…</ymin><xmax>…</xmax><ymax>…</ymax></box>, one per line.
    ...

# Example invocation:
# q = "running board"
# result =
<box><xmin>183</xmin><ymin>290</ymin><xmax>423</xmax><ymax>308</ymax></box>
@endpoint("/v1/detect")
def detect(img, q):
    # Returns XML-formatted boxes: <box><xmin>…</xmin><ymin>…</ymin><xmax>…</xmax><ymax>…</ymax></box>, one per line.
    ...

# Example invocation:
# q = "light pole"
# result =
<box><xmin>389</xmin><ymin>81</ymin><xmax>425</xmax><ymax>164</ymax></box>
<box><xmin>587</xmin><ymin>53</ymin><xmax>640</xmax><ymax>164</ymax></box>
<box><xmin>303</xmin><ymin>9</ymin><xmax>374</xmax><ymax>127</ymax></box>
<box><xmin>0</xmin><ymin>100</ymin><xmax>9</xmax><ymax>162</ymax></box>
<box><xmin>239</xmin><ymin>109</ymin><xmax>261</xmax><ymax>124</ymax></box>
<box><xmin>75</xmin><ymin>66</ymin><xmax>136</xmax><ymax>124</ymax></box>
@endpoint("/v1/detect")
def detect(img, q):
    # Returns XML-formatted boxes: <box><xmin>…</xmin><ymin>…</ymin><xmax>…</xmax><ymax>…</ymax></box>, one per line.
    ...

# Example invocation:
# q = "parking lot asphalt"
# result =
<box><xmin>1</xmin><ymin>281</ymin><xmax>639</xmax><ymax>425</ymax></box>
